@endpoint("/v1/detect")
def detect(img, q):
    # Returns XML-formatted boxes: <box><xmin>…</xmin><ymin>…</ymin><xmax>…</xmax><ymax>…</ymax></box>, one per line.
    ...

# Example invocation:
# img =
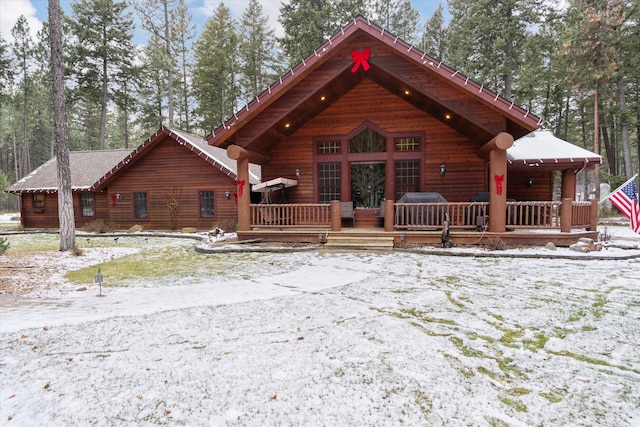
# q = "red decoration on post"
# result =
<box><xmin>494</xmin><ymin>174</ymin><xmax>505</xmax><ymax>195</ymax></box>
<box><xmin>236</xmin><ymin>179</ymin><xmax>246</xmax><ymax>197</ymax></box>
<box><xmin>351</xmin><ymin>48</ymin><xmax>371</xmax><ymax>73</ymax></box>
<box><xmin>111</xmin><ymin>194</ymin><xmax>117</xmax><ymax>207</ymax></box>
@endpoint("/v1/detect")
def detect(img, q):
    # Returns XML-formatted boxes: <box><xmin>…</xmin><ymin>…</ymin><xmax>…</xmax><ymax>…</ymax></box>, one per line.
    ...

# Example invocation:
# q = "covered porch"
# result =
<box><xmin>240</xmin><ymin>198</ymin><xmax>599</xmax><ymax>247</ymax></box>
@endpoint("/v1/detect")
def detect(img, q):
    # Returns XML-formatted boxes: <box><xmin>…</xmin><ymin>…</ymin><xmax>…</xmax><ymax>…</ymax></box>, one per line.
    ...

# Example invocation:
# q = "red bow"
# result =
<box><xmin>236</xmin><ymin>179</ymin><xmax>246</xmax><ymax>197</ymax></box>
<box><xmin>351</xmin><ymin>48</ymin><xmax>370</xmax><ymax>73</ymax></box>
<box><xmin>494</xmin><ymin>174</ymin><xmax>505</xmax><ymax>196</ymax></box>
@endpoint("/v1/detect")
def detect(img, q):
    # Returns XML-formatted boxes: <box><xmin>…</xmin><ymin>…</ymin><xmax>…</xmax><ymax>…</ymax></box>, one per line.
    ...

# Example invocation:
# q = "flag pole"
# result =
<box><xmin>599</xmin><ymin>173</ymin><xmax>638</xmax><ymax>205</ymax></box>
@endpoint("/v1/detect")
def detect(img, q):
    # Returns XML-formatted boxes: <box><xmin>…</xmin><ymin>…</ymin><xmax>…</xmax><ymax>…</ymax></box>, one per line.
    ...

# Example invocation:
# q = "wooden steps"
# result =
<box><xmin>324</xmin><ymin>236</ymin><xmax>395</xmax><ymax>250</ymax></box>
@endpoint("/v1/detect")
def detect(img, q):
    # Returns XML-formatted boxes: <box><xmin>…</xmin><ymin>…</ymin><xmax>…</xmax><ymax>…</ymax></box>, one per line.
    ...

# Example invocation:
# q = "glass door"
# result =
<box><xmin>351</xmin><ymin>162</ymin><xmax>386</xmax><ymax>208</ymax></box>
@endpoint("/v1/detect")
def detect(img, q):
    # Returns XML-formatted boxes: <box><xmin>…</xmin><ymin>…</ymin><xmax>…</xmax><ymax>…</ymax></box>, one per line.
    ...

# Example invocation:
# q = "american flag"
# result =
<box><xmin>609</xmin><ymin>178</ymin><xmax>640</xmax><ymax>234</ymax></box>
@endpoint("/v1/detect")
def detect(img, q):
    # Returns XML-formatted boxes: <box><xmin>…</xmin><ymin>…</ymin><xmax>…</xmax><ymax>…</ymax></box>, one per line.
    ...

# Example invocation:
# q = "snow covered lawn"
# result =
<box><xmin>1</xmin><ymin>231</ymin><xmax>639</xmax><ymax>426</ymax></box>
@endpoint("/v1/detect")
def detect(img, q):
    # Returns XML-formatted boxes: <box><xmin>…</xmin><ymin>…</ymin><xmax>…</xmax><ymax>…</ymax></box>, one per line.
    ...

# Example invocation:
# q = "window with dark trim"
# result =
<box><xmin>80</xmin><ymin>193</ymin><xmax>95</xmax><ymax>217</ymax></box>
<box><xmin>395</xmin><ymin>160</ymin><xmax>420</xmax><ymax>200</ymax></box>
<box><xmin>318</xmin><ymin>140</ymin><xmax>341</xmax><ymax>154</ymax></box>
<box><xmin>318</xmin><ymin>162</ymin><xmax>341</xmax><ymax>203</ymax></box>
<box><xmin>349</xmin><ymin>127</ymin><xmax>386</xmax><ymax>153</ymax></box>
<box><xmin>134</xmin><ymin>192</ymin><xmax>148</xmax><ymax>219</ymax></box>
<box><xmin>32</xmin><ymin>193</ymin><xmax>45</xmax><ymax>209</ymax></box>
<box><xmin>199</xmin><ymin>191</ymin><xmax>214</xmax><ymax>218</ymax></box>
<box><xmin>395</xmin><ymin>136</ymin><xmax>420</xmax><ymax>151</ymax></box>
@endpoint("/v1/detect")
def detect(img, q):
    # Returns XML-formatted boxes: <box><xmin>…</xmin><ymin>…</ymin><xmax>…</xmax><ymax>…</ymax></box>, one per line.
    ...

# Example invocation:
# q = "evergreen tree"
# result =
<box><xmin>136</xmin><ymin>35</ymin><xmax>168</xmax><ymax>136</ymax></box>
<box><xmin>135</xmin><ymin>0</ymin><xmax>179</xmax><ymax>127</ymax></box>
<box><xmin>370</xmin><ymin>0</ymin><xmax>420</xmax><ymax>43</ymax></box>
<box><xmin>447</xmin><ymin>0</ymin><xmax>542</xmax><ymax>101</ymax></box>
<box><xmin>67</xmin><ymin>0</ymin><xmax>134</xmax><ymax>149</ymax></box>
<box><xmin>238</xmin><ymin>0</ymin><xmax>280</xmax><ymax>102</ymax></box>
<box><xmin>170</xmin><ymin>0</ymin><xmax>196</xmax><ymax>131</ymax></box>
<box><xmin>193</xmin><ymin>3</ymin><xmax>238</xmax><ymax>130</ymax></box>
<box><xmin>420</xmin><ymin>4</ymin><xmax>448</xmax><ymax>61</ymax></box>
<box><xmin>11</xmin><ymin>15</ymin><xmax>34</xmax><ymax>177</ymax></box>
<box><xmin>278</xmin><ymin>0</ymin><xmax>336</xmax><ymax>65</ymax></box>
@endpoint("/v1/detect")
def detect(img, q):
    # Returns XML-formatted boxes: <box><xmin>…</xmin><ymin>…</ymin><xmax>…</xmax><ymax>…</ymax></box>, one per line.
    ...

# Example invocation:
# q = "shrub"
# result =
<box><xmin>487</xmin><ymin>237</ymin><xmax>506</xmax><ymax>251</ymax></box>
<box><xmin>83</xmin><ymin>219</ymin><xmax>112</xmax><ymax>233</ymax></box>
<box><xmin>0</xmin><ymin>236</ymin><xmax>9</xmax><ymax>254</ymax></box>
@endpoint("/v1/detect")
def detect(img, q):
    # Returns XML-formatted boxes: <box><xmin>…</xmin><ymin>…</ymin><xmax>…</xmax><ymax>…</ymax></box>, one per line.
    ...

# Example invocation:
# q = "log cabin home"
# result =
<box><xmin>206</xmin><ymin>15</ymin><xmax>602</xmax><ymax>246</ymax></box>
<box><xmin>6</xmin><ymin>127</ymin><xmax>260</xmax><ymax>231</ymax></box>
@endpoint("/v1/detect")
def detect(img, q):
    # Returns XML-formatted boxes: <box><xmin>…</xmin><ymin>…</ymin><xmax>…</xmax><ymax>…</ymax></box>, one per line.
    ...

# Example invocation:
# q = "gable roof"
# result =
<box><xmin>508</xmin><ymin>130</ymin><xmax>603</xmax><ymax>169</ymax></box>
<box><xmin>205</xmin><ymin>15</ymin><xmax>541</xmax><ymax>154</ymax></box>
<box><xmin>92</xmin><ymin>126</ymin><xmax>261</xmax><ymax>190</ymax></box>
<box><xmin>6</xmin><ymin>149</ymin><xmax>131</xmax><ymax>194</ymax></box>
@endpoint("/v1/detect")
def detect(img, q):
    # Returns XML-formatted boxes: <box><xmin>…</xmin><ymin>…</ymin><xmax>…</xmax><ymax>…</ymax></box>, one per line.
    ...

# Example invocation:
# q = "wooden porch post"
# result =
<box><xmin>561</xmin><ymin>169</ymin><xmax>576</xmax><ymax>200</ymax></box>
<box><xmin>480</xmin><ymin>133</ymin><xmax>514</xmax><ymax>233</ymax></box>
<box><xmin>589</xmin><ymin>199</ymin><xmax>599</xmax><ymax>231</ymax></box>
<box><xmin>226</xmin><ymin>145</ymin><xmax>270</xmax><ymax>232</ymax></box>
<box><xmin>560</xmin><ymin>198</ymin><xmax>572</xmax><ymax>233</ymax></box>
<box><xmin>331</xmin><ymin>200</ymin><xmax>341</xmax><ymax>231</ymax></box>
<box><xmin>384</xmin><ymin>198</ymin><xmax>394</xmax><ymax>232</ymax></box>
<box><xmin>236</xmin><ymin>158</ymin><xmax>250</xmax><ymax>231</ymax></box>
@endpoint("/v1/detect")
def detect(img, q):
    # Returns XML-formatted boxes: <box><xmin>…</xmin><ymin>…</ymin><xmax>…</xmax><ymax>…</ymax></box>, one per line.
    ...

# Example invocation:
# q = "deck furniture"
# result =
<box><xmin>341</xmin><ymin>201</ymin><xmax>356</xmax><ymax>226</ymax></box>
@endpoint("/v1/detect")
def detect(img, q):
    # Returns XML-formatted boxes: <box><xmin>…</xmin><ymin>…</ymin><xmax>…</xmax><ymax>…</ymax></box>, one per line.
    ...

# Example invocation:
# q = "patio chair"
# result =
<box><xmin>340</xmin><ymin>201</ymin><xmax>355</xmax><ymax>226</ymax></box>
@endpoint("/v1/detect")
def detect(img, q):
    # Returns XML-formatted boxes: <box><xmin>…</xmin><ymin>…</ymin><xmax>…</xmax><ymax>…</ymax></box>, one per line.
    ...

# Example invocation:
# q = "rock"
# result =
<box><xmin>569</xmin><ymin>237</ymin><xmax>603</xmax><ymax>253</ymax></box>
<box><xmin>76</xmin><ymin>287</ymin><xmax>87</xmax><ymax>292</ymax></box>
<box><xmin>544</xmin><ymin>242</ymin><xmax>557</xmax><ymax>251</ymax></box>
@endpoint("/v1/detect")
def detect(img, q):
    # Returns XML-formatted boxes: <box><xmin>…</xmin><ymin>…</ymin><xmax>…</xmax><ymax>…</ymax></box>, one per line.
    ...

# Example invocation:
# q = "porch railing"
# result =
<box><xmin>570</xmin><ymin>201</ymin><xmax>593</xmax><ymax>228</ymax></box>
<box><xmin>394</xmin><ymin>202</ymin><xmax>489</xmax><ymax>230</ymax></box>
<box><xmin>249</xmin><ymin>200</ymin><xmax>596</xmax><ymax>231</ymax></box>
<box><xmin>506</xmin><ymin>201</ymin><xmax>561</xmax><ymax>229</ymax></box>
<box><xmin>251</xmin><ymin>203</ymin><xmax>331</xmax><ymax>228</ymax></box>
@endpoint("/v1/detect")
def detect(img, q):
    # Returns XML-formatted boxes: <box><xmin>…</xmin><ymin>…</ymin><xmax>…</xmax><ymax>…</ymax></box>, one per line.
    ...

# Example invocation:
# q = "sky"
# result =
<box><xmin>0</xmin><ymin>0</ymin><xmax>447</xmax><ymax>46</ymax></box>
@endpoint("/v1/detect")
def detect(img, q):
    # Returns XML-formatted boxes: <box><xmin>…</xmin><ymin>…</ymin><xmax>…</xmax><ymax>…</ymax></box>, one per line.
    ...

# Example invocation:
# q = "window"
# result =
<box><xmin>318</xmin><ymin>140</ymin><xmax>341</xmax><ymax>154</ymax></box>
<box><xmin>32</xmin><ymin>193</ymin><xmax>45</xmax><ymax>209</ymax></box>
<box><xmin>395</xmin><ymin>160</ymin><xmax>420</xmax><ymax>200</ymax></box>
<box><xmin>318</xmin><ymin>162</ymin><xmax>341</xmax><ymax>203</ymax></box>
<box><xmin>349</xmin><ymin>127</ymin><xmax>386</xmax><ymax>153</ymax></box>
<box><xmin>134</xmin><ymin>192</ymin><xmax>148</xmax><ymax>219</ymax></box>
<box><xmin>200</xmin><ymin>191</ymin><xmax>214</xmax><ymax>218</ymax></box>
<box><xmin>80</xmin><ymin>193</ymin><xmax>94</xmax><ymax>217</ymax></box>
<box><xmin>395</xmin><ymin>137</ymin><xmax>420</xmax><ymax>151</ymax></box>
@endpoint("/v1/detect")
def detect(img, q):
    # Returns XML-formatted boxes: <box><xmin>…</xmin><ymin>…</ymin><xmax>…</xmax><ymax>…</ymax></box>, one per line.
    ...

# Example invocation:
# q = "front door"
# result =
<box><xmin>351</xmin><ymin>162</ymin><xmax>386</xmax><ymax>208</ymax></box>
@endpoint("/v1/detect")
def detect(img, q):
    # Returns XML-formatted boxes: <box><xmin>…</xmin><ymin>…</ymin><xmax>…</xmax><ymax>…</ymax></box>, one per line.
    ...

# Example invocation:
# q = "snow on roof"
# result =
<box><xmin>508</xmin><ymin>130</ymin><xmax>603</xmax><ymax>167</ymax></box>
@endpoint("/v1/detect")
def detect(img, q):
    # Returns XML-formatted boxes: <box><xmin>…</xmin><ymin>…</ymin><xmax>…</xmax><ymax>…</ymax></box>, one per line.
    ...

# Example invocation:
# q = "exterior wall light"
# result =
<box><xmin>295</xmin><ymin>168</ymin><xmax>300</xmax><ymax>180</ymax></box>
<box><xmin>225</xmin><ymin>191</ymin><xmax>231</xmax><ymax>199</ymax></box>
<box><xmin>439</xmin><ymin>163</ymin><xmax>446</xmax><ymax>176</ymax></box>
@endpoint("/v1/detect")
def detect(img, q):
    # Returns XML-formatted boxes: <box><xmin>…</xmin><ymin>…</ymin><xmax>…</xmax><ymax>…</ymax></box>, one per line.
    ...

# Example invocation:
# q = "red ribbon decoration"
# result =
<box><xmin>351</xmin><ymin>48</ymin><xmax>371</xmax><ymax>73</ymax></box>
<box><xmin>494</xmin><ymin>174</ymin><xmax>505</xmax><ymax>196</ymax></box>
<box><xmin>236</xmin><ymin>179</ymin><xmax>246</xmax><ymax>197</ymax></box>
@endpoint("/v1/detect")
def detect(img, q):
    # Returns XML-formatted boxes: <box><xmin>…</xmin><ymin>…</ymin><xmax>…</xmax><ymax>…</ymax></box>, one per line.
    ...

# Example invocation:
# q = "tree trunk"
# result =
<box><xmin>164</xmin><ymin>0</ymin><xmax>174</xmax><ymax>127</ymax></box>
<box><xmin>99</xmin><ymin>53</ymin><xmax>108</xmax><ymax>150</ymax></box>
<box><xmin>618</xmin><ymin>71</ymin><xmax>633</xmax><ymax>178</ymax></box>
<box><xmin>49</xmin><ymin>0</ymin><xmax>76</xmax><ymax>251</ymax></box>
<box><xmin>593</xmin><ymin>84</ymin><xmax>600</xmax><ymax>201</ymax></box>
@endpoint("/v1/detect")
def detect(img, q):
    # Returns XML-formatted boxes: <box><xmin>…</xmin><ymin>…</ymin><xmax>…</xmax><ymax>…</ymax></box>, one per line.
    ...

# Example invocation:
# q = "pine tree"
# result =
<box><xmin>170</xmin><ymin>0</ymin><xmax>196</xmax><ymax>131</ymax></box>
<box><xmin>238</xmin><ymin>0</ymin><xmax>280</xmax><ymax>102</ymax></box>
<box><xmin>420</xmin><ymin>4</ymin><xmax>447</xmax><ymax>61</ymax></box>
<box><xmin>278</xmin><ymin>0</ymin><xmax>336</xmax><ymax>65</ymax></box>
<box><xmin>370</xmin><ymin>0</ymin><xmax>420</xmax><ymax>43</ymax></box>
<box><xmin>136</xmin><ymin>35</ymin><xmax>168</xmax><ymax>136</ymax></box>
<box><xmin>11</xmin><ymin>16</ymin><xmax>34</xmax><ymax>177</ymax></box>
<box><xmin>67</xmin><ymin>0</ymin><xmax>134</xmax><ymax>149</ymax></box>
<box><xmin>193</xmin><ymin>3</ymin><xmax>238</xmax><ymax>130</ymax></box>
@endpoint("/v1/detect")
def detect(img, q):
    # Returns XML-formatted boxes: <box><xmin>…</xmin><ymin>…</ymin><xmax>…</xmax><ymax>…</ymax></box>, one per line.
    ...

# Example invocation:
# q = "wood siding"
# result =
<box><xmin>106</xmin><ymin>135</ymin><xmax>238</xmax><ymax>230</ymax></box>
<box><xmin>261</xmin><ymin>79</ymin><xmax>491</xmax><ymax>204</ymax></box>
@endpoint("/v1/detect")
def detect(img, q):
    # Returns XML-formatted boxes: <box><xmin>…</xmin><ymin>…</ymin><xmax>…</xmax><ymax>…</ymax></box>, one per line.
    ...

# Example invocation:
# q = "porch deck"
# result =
<box><xmin>244</xmin><ymin>200</ymin><xmax>599</xmax><ymax>247</ymax></box>
<box><xmin>238</xmin><ymin>227</ymin><xmax>599</xmax><ymax>247</ymax></box>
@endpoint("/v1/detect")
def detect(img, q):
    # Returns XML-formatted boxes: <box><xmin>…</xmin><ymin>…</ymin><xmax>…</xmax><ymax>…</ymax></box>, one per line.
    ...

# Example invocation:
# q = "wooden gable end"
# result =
<box><xmin>208</xmin><ymin>16</ymin><xmax>540</xmax><ymax>157</ymax></box>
